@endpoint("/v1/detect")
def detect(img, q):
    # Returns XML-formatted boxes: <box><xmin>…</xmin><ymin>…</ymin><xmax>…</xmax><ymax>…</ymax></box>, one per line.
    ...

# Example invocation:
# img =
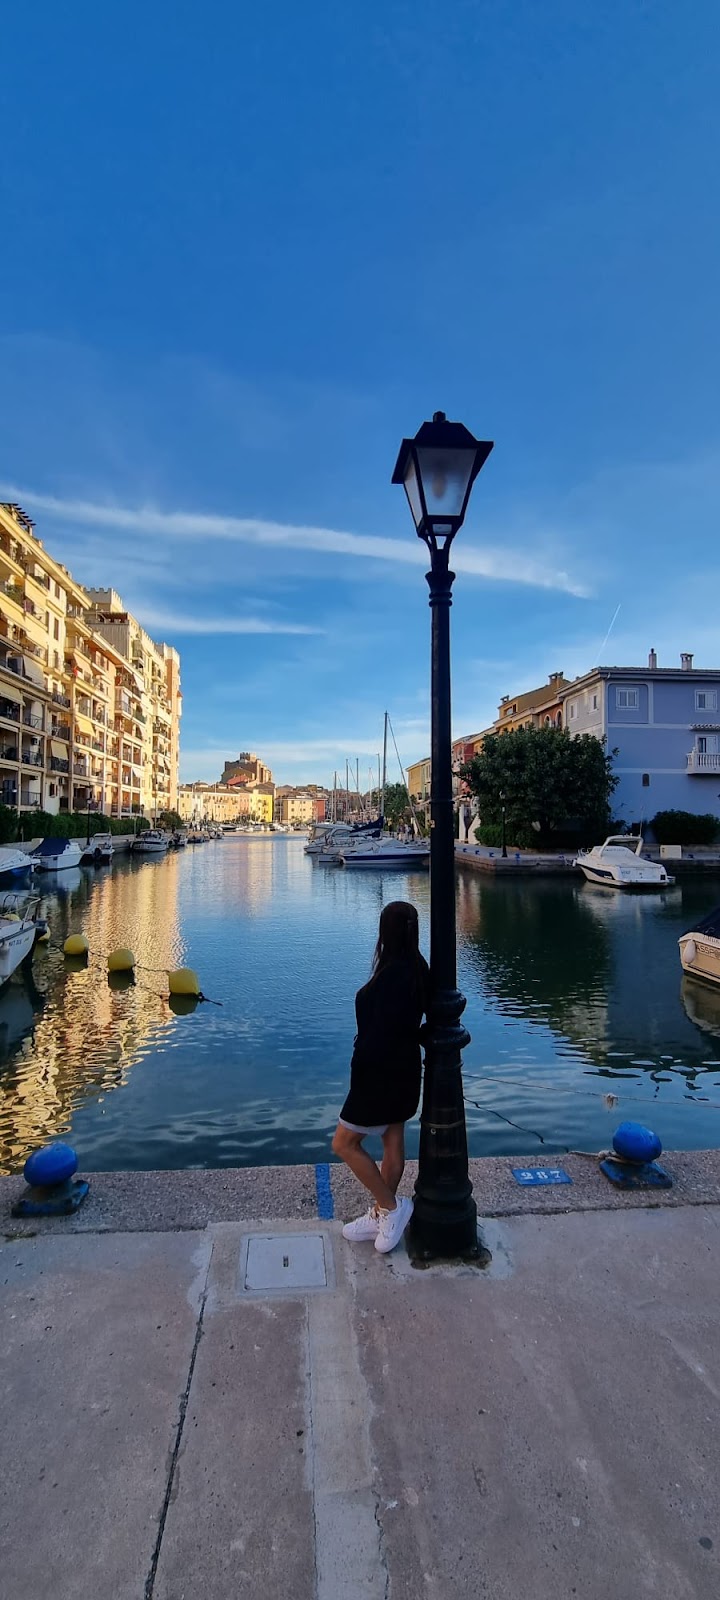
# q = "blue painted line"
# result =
<box><xmin>315</xmin><ymin>1162</ymin><xmax>334</xmax><ymax>1219</ymax></box>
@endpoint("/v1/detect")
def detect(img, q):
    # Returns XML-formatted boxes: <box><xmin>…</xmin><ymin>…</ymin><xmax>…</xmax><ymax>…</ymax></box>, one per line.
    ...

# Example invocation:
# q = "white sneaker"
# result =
<box><xmin>342</xmin><ymin>1205</ymin><xmax>380</xmax><ymax>1242</ymax></box>
<box><xmin>374</xmin><ymin>1196</ymin><xmax>414</xmax><ymax>1254</ymax></box>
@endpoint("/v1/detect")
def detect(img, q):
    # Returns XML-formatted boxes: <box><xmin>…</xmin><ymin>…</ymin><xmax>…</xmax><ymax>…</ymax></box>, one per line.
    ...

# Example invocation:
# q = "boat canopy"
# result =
<box><xmin>33</xmin><ymin>837</ymin><xmax>74</xmax><ymax>856</ymax></box>
<box><xmin>686</xmin><ymin>904</ymin><xmax>720</xmax><ymax>941</ymax></box>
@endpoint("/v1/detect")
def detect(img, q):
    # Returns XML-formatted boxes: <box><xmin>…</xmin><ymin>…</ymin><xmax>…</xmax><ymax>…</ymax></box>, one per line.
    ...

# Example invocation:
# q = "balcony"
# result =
<box><xmin>51</xmin><ymin>722</ymin><xmax>71</xmax><ymax>741</ymax></box>
<box><xmin>22</xmin><ymin>710</ymin><xmax>44</xmax><ymax>730</ymax></box>
<box><xmin>21</xmin><ymin>749</ymin><xmax>44</xmax><ymax>768</ymax></box>
<box><xmin>687</xmin><ymin>750</ymin><xmax>720</xmax><ymax>773</ymax></box>
<box><xmin>19</xmin><ymin>789</ymin><xmax>41</xmax><ymax>808</ymax></box>
<box><xmin>92</xmin><ymin>739</ymin><xmax>105</xmax><ymax>753</ymax></box>
<box><xmin>1</xmin><ymin>579</ymin><xmax>24</xmax><ymax>607</ymax></box>
<box><xmin>73</xmin><ymin>761</ymin><xmax>89</xmax><ymax>777</ymax></box>
<box><xmin>52</xmin><ymin>691</ymin><xmax>71</xmax><ymax>709</ymax></box>
<box><xmin>0</xmin><ymin>698</ymin><xmax>20</xmax><ymax>723</ymax></box>
<box><xmin>0</xmin><ymin>744</ymin><xmax>19</xmax><ymax>763</ymax></box>
<box><xmin>50</xmin><ymin>756</ymin><xmax>70</xmax><ymax>773</ymax></box>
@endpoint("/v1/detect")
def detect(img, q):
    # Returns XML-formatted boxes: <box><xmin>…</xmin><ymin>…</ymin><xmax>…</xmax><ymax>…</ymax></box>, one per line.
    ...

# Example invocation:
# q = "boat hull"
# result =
<box><xmin>679</xmin><ymin>932</ymin><xmax>720</xmax><ymax>989</ymax></box>
<box><xmin>0</xmin><ymin>921</ymin><xmax>36</xmax><ymax>986</ymax></box>
<box><xmin>578</xmin><ymin>863</ymin><xmax>670</xmax><ymax>890</ymax></box>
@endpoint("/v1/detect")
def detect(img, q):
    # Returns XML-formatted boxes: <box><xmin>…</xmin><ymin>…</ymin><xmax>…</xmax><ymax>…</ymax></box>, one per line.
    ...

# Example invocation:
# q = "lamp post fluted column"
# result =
<box><xmin>409</xmin><ymin>539</ymin><xmax>478</xmax><ymax>1259</ymax></box>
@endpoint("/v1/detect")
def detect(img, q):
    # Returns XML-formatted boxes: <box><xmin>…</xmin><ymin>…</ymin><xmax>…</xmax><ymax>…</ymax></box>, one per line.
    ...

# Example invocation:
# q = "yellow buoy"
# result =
<box><xmin>36</xmin><ymin>929</ymin><xmax>51</xmax><ymax>944</ymax></box>
<box><xmin>108</xmin><ymin>948</ymin><xmax>135</xmax><ymax>973</ymax></box>
<box><xmin>167</xmin><ymin>967</ymin><xmax>200</xmax><ymax>997</ymax></box>
<box><xmin>64</xmin><ymin>933</ymin><xmax>89</xmax><ymax>958</ymax></box>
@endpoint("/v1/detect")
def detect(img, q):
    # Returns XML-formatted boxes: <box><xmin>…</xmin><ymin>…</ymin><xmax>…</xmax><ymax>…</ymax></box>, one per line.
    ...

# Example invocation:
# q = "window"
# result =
<box><xmin>592</xmin><ymin>694</ymin><xmax>598</xmax><ymax>711</ymax></box>
<box><xmin>642</xmin><ymin>773</ymin><xmax>650</xmax><ymax>787</ymax></box>
<box><xmin>616</xmin><ymin>688</ymin><xmax>638</xmax><ymax>709</ymax></box>
<box><xmin>569</xmin><ymin>702</ymin><xmax>576</xmax><ymax>720</ymax></box>
<box><xmin>49</xmin><ymin>783</ymin><xmax>56</xmax><ymax>798</ymax></box>
<box><xmin>54</xmin><ymin>618</ymin><xmax>60</xmax><ymax>641</ymax></box>
<box><xmin>696</xmin><ymin>690</ymin><xmax>718</xmax><ymax>711</ymax></box>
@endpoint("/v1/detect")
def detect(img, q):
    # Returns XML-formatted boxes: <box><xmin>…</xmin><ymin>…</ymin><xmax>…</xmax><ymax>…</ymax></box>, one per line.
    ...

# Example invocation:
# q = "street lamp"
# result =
<box><xmin>393</xmin><ymin>411</ymin><xmax>493</xmax><ymax>1258</ymax></box>
<box><xmin>500</xmin><ymin>790</ymin><xmax>507</xmax><ymax>858</ymax></box>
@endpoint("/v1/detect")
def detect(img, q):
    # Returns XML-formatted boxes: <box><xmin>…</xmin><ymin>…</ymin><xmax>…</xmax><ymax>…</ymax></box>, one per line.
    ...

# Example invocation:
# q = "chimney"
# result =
<box><xmin>548</xmin><ymin>670</ymin><xmax>564</xmax><ymax>684</ymax></box>
<box><xmin>681</xmin><ymin>652</ymin><xmax>694</xmax><ymax>672</ymax></box>
<box><xmin>648</xmin><ymin>649</ymin><xmax>657</xmax><ymax>670</ymax></box>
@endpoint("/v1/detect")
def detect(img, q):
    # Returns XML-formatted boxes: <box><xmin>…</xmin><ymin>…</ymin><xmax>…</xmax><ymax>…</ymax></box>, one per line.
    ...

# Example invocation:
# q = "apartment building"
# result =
<box><xmin>0</xmin><ymin>503</ymin><xmax>181</xmax><ymax>819</ymax></box>
<box><xmin>220</xmin><ymin>752</ymin><xmax>274</xmax><ymax>788</ymax></box>
<box><xmin>86</xmin><ymin>591</ymin><xmax>182</xmax><ymax>817</ymax></box>
<box><xmin>561</xmin><ymin>651</ymin><xmax>720</xmax><ymax>826</ymax></box>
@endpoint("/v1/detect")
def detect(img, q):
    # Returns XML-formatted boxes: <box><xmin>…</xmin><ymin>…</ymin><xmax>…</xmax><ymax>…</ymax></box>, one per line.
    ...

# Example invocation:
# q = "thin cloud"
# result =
<box><xmin>2</xmin><ymin>485</ymin><xmax>588</xmax><ymax>597</ymax></box>
<box><xmin>135</xmin><ymin>607</ymin><xmax>323</xmax><ymax>636</ymax></box>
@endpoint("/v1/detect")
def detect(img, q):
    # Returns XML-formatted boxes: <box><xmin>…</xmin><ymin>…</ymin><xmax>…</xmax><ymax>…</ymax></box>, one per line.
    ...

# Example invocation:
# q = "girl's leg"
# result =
<box><xmin>380</xmin><ymin>1123</ymin><xmax>405</xmax><ymax>1196</ymax></box>
<box><xmin>331</xmin><ymin>1124</ymin><xmax>397</xmax><ymax>1211</ymax></box>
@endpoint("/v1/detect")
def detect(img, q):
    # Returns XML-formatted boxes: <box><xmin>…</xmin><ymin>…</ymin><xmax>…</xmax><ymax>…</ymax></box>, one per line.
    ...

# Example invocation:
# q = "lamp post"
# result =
<box><xmin>500</xmin><ymin>790</ymin><xmax>507</xmax><ymax>858</ymax></box>
<box><xmin>393</xmin><ymin>412</ymin><xmax>493</xmax><ymax>1258</ymax></box>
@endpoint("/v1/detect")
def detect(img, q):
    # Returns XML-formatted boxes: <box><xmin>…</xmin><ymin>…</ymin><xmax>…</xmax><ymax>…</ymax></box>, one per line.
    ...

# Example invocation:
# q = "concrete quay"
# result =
<box><xmin>2</xmin><ymin>1152</ymin><xmax>720</xmax><ymax>1600</ymax></box>
<box><xmin>456</xmin><ymin>841</ymin><xmax>720</xmax><ymax>877</ymax></box>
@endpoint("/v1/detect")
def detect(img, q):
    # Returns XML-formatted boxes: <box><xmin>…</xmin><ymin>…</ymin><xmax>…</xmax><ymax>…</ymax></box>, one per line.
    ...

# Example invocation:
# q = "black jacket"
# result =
<box><xmin>340</xmin><ymin>955</ymin><xmax>429</xmax><ymax>1127</ymax></box>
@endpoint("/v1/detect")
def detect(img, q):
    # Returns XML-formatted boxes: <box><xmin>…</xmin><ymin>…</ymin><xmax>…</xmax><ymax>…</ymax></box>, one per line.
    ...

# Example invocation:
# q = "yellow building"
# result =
<box><xmin>248</xmin><ymin>784</ymin><xmax>274</xmax><ymax>824</ymax></box>
<box><xmin>0</xmin><ymin>502</ymin><xmax>181</xmax><ymax>821</ymax></box>
<box><xmin>86</xmin><ymin>591</ymin><xmax>182</xmax><ymax>816</ymax></box>
<box><xmin>280</xmin><ymin>790</ymin><xmax>316</xmax><ymax>826</ymax></box>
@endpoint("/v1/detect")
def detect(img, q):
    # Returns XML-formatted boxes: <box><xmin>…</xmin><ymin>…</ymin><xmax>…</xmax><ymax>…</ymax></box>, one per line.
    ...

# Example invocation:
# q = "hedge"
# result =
<box><xmin>0</xmin><ymin>806</ymin><xmax>152</xmax><ymax>843</ymax></box>
<box><xmin>651</xmin><ymin>810</ymin><xmax>720</xmax><ymax>846</ymax></box>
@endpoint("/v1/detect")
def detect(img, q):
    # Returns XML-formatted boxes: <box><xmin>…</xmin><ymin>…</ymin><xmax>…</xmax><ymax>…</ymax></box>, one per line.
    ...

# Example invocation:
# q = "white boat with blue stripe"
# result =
<box><xmin>574</xmin><ymin>835</ymin><xmax>672</xmax><ymax>890</ymax></box>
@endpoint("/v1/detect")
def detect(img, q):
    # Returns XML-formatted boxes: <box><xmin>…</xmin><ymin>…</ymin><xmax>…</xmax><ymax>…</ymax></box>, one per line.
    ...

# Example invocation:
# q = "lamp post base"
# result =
<box><xmin>406</xmin><ymin>1194</ymin><xmax>485</xmax><ymax>1265</ymax></box>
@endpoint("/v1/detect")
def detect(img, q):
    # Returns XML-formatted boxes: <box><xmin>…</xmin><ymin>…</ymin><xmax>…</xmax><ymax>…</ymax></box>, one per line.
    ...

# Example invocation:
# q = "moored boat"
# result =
<box><xmin>132</xmin><ymin>829</ymin><xmax>169</xmax><ymax>855</ymax></box>
<box><xmin>0</xmin><ymin>898</ymin><xmax>40</xmax><ymax>988</ymax></box>
<box><xmin>679</xmin><ymin>904</ymin><xmax>720</xmax><ymax>990</ymax></box>
<box><xmin>30</xmin><ymin>837</ymin><xmax>83</xmax><ymax>873</ymax></box>
<box><xmin>574</xmin><ymin>835</ymin><xmax>672</xmax><ymax>890</ymax></box>
<box><xmin>80</xmin><ymin>833</ymin><xmax>114</xmax><ymax>865</ymax></box>
<box><xmin>339</xmin><ymin>837</ymin><xmax>430</xmax><ymax>869</ymax></box>
<box><xmin>0</xmin><ymin>847</ymin><xmax>35</xmax><ymax>885</ymax></box>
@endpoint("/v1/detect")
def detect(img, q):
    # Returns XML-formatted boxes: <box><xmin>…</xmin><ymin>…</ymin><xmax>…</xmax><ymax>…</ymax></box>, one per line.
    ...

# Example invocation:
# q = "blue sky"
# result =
<box><xmin>1</xmin><ymin>1</ymin><xmax>719</xmax><ymax>785</ymax></box>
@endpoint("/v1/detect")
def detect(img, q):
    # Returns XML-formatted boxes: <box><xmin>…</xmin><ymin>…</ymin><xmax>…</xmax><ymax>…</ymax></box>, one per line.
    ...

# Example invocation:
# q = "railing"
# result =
<box><xmin>0</xmin><ymin>579</ymin><xmax>23</xmax><ymax>604</ymax></box>
<box><xmin>21</xmin><ymin>750</ymin><xmax>44</xmax><ymax>767</ymax></box>
<box><xmin>26</xmin><ymin>568</ymin><xmax>49</xmax><ymax>590</ymax></box>
<box><xmin>0</xmin><ymin>745</ymin><xmax>19</xmax><ymax>762</ymax></box>
<box><xmin>19</xmin><ymin>790</ymin><xmax>41</xmax><ymax>807</ymax></box>
<box><xmin>22</xmin><ymin>596</ymin><xmax>43</xmax><ymax>621</ymax></box>
<box><xmin>22</xmin><ymin>711</ymin><xmax>44</xmax><ymax>730</ymax></box>
<box><xmin>73</xmin><ymin>761</ymin><xmax>89</xmax><ymax>777</ymax></box>
<box><xmin>52</xmin><ymin>691</ymin><xmax>71</xmax><ymax>708</ymax></box>
<box><xmin>0</xmin><ymin>699</ymin><xmax>20</xmax><ymax>722</ymax></box>
<box><xmin>92</xmin><ymin>739</ymin><xmax>105</xmax><ymax>752</ymax></box>
<box><xmin>687</xmin><ymin>750</ymin><xmax>720</xmax><ymax>772</ymax></box>
<box><xmin>50</xmin><ymin>756</ymin><xmax>70</xmax><ymax>773</ymax></box>
<box><xmin>51</xmin><ymin>723</ymin><xmax>71</xmax><ymax>740</ymax></box>
<box><xmin>76</xmin><ymin>698</ymin><xmax>91</xmax><ymax>716</ymax></box>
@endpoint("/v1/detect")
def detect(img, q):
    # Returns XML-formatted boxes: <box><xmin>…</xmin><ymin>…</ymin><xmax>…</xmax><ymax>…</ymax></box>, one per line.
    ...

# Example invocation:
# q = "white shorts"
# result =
<box><xmin>338</xmin><ymin>1117</ymin><xmax>389</xmax><ymax>1137</ymax></box>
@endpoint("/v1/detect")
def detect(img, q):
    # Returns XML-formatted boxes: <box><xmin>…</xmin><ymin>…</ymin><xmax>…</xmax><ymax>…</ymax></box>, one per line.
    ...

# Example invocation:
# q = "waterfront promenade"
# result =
<box><xmin>2</xmin><ymin>1152</ymin><xmax>720</xmax><ymax>1599</ymax></box>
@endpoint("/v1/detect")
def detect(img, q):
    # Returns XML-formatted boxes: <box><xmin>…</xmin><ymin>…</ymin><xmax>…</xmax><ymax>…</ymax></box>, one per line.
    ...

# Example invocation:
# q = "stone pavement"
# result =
<box><xmin>2</xmin><ymin>1162</ymin><xmax>720</xmax><ymax>1599</ymax></box>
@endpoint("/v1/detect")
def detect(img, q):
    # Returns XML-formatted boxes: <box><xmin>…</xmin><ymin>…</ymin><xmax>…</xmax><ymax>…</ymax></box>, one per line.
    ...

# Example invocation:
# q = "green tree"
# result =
<box><xmin>460</xmin><ymin>727</ymin><xmax>617</xmax><ymax>849</ymax></box>
<box><xmin>382</xmin><ymin>782</ymin><xmax>412</xmax><ymax>829</ymax></box>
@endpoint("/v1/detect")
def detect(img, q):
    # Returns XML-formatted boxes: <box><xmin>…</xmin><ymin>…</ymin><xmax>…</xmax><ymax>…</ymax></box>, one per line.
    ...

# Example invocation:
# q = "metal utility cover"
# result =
<box><xmin>244</xmin><ymin>1233</ymin><xmax>328</xmax><ymax>1291</ymax></box>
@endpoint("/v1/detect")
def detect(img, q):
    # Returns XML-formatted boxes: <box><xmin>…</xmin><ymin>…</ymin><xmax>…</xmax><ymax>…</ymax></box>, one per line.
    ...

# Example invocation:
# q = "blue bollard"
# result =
<box><xmin>13</xmin><ymin>1143</ymin><xmax>90</xmax><ymax>1217</ymax></box>
<box><xmin>600</xmin><ymin>1122</ymin><xmax>671</xmax><ymax>1191</ymax></box>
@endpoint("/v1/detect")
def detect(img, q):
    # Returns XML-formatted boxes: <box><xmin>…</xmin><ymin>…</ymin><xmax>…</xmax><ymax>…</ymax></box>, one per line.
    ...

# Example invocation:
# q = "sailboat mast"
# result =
<box><xmin>381</xmin><ymin>711</ymin><xmax>388</xmax><ymax>823</ymax></box>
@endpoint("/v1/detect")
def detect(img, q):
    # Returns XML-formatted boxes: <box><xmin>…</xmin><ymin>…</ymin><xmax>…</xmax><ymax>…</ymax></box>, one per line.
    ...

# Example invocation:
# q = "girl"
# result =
<box><xmin>332</xmin><ymin>900</ymin><xmax>430</xmax><ymax>1253</ymax></box>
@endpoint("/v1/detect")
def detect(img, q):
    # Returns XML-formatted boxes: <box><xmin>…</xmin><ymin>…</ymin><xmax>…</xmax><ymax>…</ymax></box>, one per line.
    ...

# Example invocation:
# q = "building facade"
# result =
<box><xmin>560</xmin><ymin>652</ymin><xmax>720</xmax><ymax>827</ymax></box>
<box><xmin>0</xmin><ymin>503</ymin><xmax>181</xmax><ymax>820</ymax></box>
<box><xmin>86</xmin><ymin>591</ymin><xmax>181</xmax><ymax>818</ymax></box>
<box><xmin>220</xmin><ymin>752</ymin><xmax>274</xmax><ymax>789</ymax></box>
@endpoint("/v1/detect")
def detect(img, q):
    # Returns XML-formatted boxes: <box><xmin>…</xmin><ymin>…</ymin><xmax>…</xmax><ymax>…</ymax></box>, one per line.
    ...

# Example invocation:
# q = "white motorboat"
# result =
<box><xmin>0</xmin><ymin>899</ymin><xmax>38</xmax><ymax>988</ymax></box>
<box><xmin>0</xmin><ymin>847</ymin><xmax>35</xmax><ymax>885</ymax></box>
<box><xmin>574</xmin><ymin>835</ymin><xmax>672</xmax><ymax>890</ymax></box>
<box><xmin>340</xmin><ymin>837</ymin><xmax>430</xmax><ymax>870</ymax></box>
<box><xmin>31</xmin><ymin>837</ymin><xmax>84</xmax><ymax>872</ymax></box>
<box><xmin>80</xmin><ymin>832</ymin><xmax>114</xmax><ymax>865</ymax></box>
<box><xmin>679</xmin><ymin>904</ymin><xmax>720</xmax><ymax>991</ymax></box>
<box><xmin>132</xmin><ymin>829</ymin><xmax>169</xmax><ymax>855</ymax></box>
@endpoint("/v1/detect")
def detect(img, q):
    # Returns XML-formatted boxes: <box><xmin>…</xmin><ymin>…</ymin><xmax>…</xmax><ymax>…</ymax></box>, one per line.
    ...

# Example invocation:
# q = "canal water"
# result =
<box><xmin>1</xmin><ymin>837</ymin><xmax>719</xmax><ymax>1174</ymax></box>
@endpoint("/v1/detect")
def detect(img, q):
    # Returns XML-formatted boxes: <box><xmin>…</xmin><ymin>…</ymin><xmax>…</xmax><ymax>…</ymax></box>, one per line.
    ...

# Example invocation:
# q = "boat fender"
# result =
<box><xmin>684</xmin><ymin>939</ymin><xmax>697</xmax><ymax>965</ymax></box>
<box><xmin>36</xmin><ymin>928</ymin><xmax>51</xmax><ymax>944</ymax></box>
<box><xmin>4</xmin><ymin>912</ymin><xmax>20</xmax><ymax>922</ymax></box>
<box><xmin>168</xmin><ymin>967</ymin><xmax>200</xmax><ymax>997</ymax></box>
<box><xmin>64</xmin><ymin>933</ymin><xmax>89</xmax><ymax>958</ymax></box>
<box><xmin>108</xmin><ymin>947</ymin><xmax>135</xmax><ymax>973</ymax></box>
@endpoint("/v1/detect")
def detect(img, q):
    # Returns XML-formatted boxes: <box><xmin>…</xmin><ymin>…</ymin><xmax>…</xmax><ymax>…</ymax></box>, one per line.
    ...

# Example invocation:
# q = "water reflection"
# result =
<box><xmin>0</xmin><ymin>842</ymin><xmax>719</xmax><ymax>1171</ymax></box>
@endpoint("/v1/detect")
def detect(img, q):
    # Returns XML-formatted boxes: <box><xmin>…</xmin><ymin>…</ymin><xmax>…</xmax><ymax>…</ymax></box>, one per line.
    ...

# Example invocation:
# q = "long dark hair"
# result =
<box><xmin>370</xmin><ymin>901</ymin><xmax>428</xmax><ymax>994</ymax></box>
